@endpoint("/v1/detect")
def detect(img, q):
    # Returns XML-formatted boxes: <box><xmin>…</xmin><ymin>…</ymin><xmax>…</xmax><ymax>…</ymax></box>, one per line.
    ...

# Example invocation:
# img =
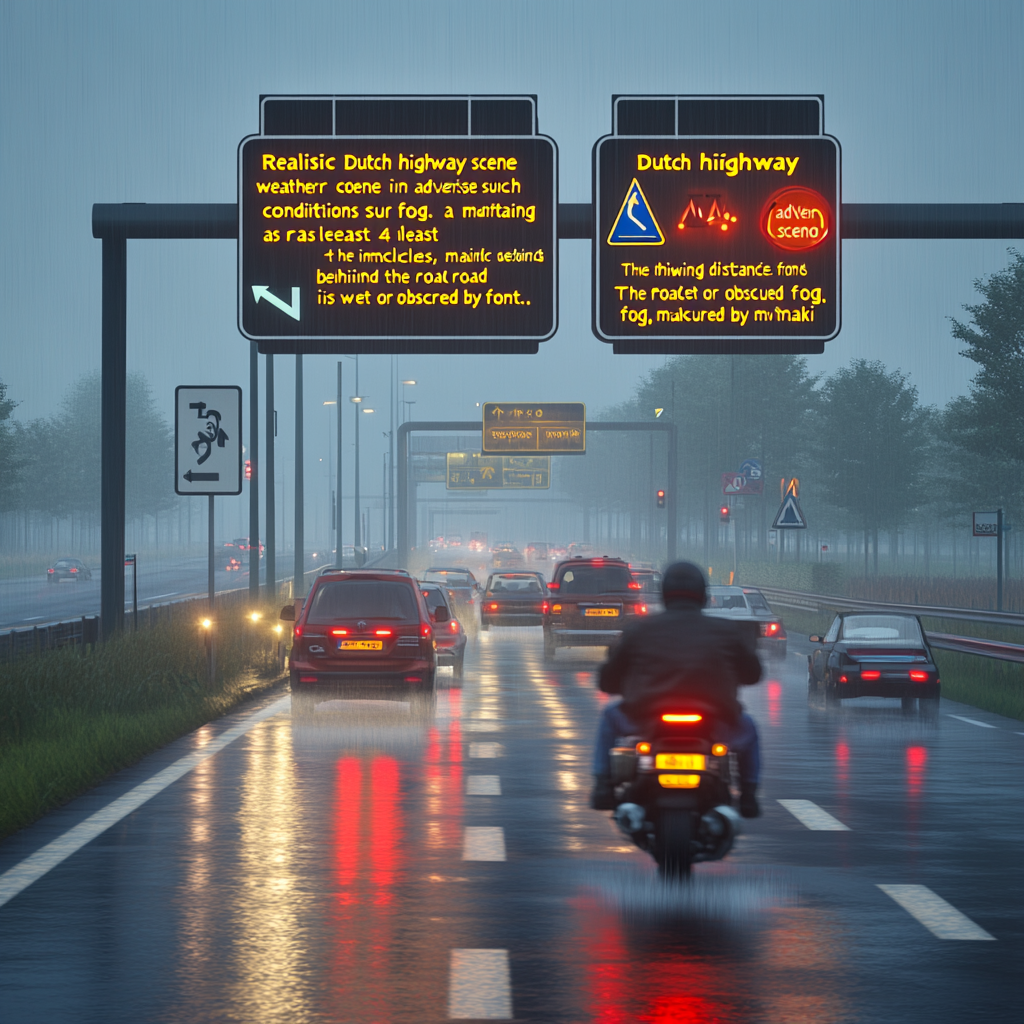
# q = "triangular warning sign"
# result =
<box><xmin>607</xmin><ymin>178</ymin><xmax>664</xmax><ymax>245</ymax></box>
<box><xmin>772</xmin><ymin>494</ymin><xmax>807</xmax><ymax>529</ymax></box>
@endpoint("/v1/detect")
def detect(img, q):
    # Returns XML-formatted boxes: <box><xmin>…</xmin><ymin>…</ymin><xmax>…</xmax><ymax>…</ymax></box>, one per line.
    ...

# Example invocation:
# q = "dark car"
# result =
<box><xmin>281</xmin><ymin>570</ymin><xmax>436</xmax><ymax>712</ymax></box>
<box><xmin>807</xmin><ymin>612</ymin><xmax>940</xmax><ymax>712</ymax></box>
<box><xmin>704</xmin><ymin>585</ymin><xmax>788</xmax><ymax>660</ymax></box>
<box><xmin>491</xmin><ymin>544</ymin><xmax>524</xmax><ymax>569</ymax></box>
<box><xmin>421</xmin><ymin>567</ymin><xmax>481</xmax><ymax>633</ymax></box>
<box><xmin>47</xmin><ymin>558</ymin><xmax>93</xmax><ymax>582</ymax></box>
<box><xmin>420</xmin><ymin>581</ymin><xmax>467</xmax><ymax>679</ymax></box>
<box><xmin>481</xmin><ymin>571</ymin><xmax>547</xmax><ymax>629</ymax></box>
<box><xmin>630</xmin><ymin>568</ymin><xmax>664</xmax><ymax>613</ymax></box>
<box><xmin>542</xmin><ymin>556</ymin><xmax>648</xmax><ymax>661</ymax></box>
<box><xmin>524</xmin><ymin>542</ymin><xmax>551</xmax><ymax>564</ymax></box>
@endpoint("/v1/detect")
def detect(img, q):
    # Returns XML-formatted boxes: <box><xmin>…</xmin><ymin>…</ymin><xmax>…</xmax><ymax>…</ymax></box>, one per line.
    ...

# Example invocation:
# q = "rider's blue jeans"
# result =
<box><xmin>592</xmin><ymin>701</ymin><xmax>761</xmax><ymax>787</ymax></box>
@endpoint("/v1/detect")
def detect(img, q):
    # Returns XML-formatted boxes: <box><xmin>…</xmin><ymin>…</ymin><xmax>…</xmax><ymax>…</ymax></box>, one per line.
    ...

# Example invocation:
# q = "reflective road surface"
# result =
<box><xmin>1</xmin><ymin>630</ymin><xmax>1021</xmax><ymax>1023</ymax></box>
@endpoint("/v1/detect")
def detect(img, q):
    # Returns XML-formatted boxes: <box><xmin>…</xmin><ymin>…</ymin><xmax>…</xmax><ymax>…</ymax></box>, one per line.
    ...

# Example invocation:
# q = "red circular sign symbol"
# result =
<box><xmin>761</xmin><ymin>187</ymin><xmax>831</xmax><ymax>251</ymax></box>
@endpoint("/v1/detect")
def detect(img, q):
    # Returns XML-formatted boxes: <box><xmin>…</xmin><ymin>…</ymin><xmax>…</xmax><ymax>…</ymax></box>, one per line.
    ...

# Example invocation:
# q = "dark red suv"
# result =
<box><xmin>281</xmin><ymin>570</ymin><xmax>436</xmax><ymax>710</ymax></box>
<box><xmin>543</xmin><ymin>556</ymin><xmax>648</xmax><ymax>661</ymax></box>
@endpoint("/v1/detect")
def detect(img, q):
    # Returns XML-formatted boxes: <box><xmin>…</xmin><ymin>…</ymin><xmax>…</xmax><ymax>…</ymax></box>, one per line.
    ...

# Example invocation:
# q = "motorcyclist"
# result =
<box><xmin>589</xmin><ymin>561</ymin><xmax>764</xmax><ymax>818</ymax></box>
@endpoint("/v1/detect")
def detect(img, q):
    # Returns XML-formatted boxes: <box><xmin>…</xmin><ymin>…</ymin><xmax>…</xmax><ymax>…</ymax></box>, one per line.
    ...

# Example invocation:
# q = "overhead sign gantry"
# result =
<box><xmin>593</xmin><ymin>95</ymin><xmax>840</xmax><ymax>354</ymax></box>
<box><xmin>238</xmin><ymin>95</ymin><xmax>558</xmax><ymax>353</ymax></box>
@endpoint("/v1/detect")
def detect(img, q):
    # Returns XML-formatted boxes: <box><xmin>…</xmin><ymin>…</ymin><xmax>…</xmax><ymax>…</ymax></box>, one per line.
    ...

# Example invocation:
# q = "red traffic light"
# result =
<box><xmin>656</xmin><ymin>489</ymin><xmax>666</xmax><ymax>509</ymax></box>
<box><xmin>720</xmin><ymin>505</ymin><xmax>730</xmax><ymax>521</ymax></box>
<box><xmin>244</xmin><ymin>460</ymin><xmax>252</xmax><ymax>480</ymax></box>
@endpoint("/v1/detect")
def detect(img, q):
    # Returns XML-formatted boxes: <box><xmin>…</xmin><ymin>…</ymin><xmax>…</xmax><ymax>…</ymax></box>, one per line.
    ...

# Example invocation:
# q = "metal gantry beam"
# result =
<box><xmin>93</xmin><ymin>200</ymin><xmax>1024</xmax><ymax>636</ymax></box>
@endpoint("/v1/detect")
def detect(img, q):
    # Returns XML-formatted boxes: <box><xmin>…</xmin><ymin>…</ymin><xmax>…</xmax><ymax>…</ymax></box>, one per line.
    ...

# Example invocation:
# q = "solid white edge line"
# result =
<box><xmin>878</xmin><ymin>884</ymin><xmax>995</xmax><ymax>940</ymax></box>
<box><xmin>449</xmin><ymin>948</ymin><xmax>512</xmax><ymax>1019</ymax></box>
<box><xmin>777</xmin><ymin>799</ymin><xmax>851</xmax><ymax>831</ymax></box>
<box><xmin>0</xmin><ymin>695</ymin><xmax>290</xmax><ymax>910</ymax></box>
<box><xmin>947</xmin><ymin>715</ymin><xmax>998</xmax><ymax>729</ymax></box>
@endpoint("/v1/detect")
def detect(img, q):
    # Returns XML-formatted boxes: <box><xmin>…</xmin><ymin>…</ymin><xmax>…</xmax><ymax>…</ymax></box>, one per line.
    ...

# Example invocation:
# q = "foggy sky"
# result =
<box><xmin>2</xmin><ymin>0</ymin><xmax>1022</xmax><ymax>543</ymax></box>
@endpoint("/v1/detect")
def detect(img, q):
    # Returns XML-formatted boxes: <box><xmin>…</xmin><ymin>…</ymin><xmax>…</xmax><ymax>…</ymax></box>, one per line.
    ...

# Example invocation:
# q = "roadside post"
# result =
<box><xmin>124</xmin><ymin>554</ymin><xmax>137</xmax><ymax>630</ymax></box>
<box><xmin>175</xmin><ymin>386</ymin><xmax>243</xmax><ymax>683</ymax></box>
<box><xmin>973</xmin><ymin>510</ymin><xmax>1003</xmax><ymax>611</ymax></box>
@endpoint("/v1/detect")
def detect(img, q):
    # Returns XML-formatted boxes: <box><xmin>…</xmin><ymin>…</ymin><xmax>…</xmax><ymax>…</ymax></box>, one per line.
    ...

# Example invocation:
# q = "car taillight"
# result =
<box><xmin>909</xmin><ymin>670</ymin><xmax>929</xmax><ymax>682</ymax></box>
<box><xmin>70</xmin><ymin>567</ymin><xmax>77</xmax><ymax>572</ymax></box>
<box><xmin>662</xmin><ymin>713</ymin><xmax>702</xmax><ymax>723</ymax></box>
<box><xmin>861</xmin><ymin>670</ymin><xmax>881</xmax><ymax>680</ymax></box>
<box><xmin>638</xmin><ymin>604</ymin><xmax>648</xmax><ymax>614</ymax></box>
<box><xmin>551</xmin><ymin>603</ymin><xmax>562</xmax><ymax>614</ymax></box>
<box><xmin>298</xmin><ymin>675</ymin><xmax>317</xmax><ymax>682</ymax></box>
<box><xmin>375</xmin><ymin>629</ymin><xmax>393</xmax><ymax>636</ymax></box>
<box><xmin>421</xmin><ymin>624</ymin><xmax>432</xmax><ymax>637</ymax></box>
<box><xmin>294</xmin><ymin>626</ymin><xmax>303</xmax><ymax>637</ymax></box>
<box><xmin>489</xmin><ymin>602</ymin><xmax>499</xmax><ymax>611</ymax></box>
<box><xmin>628</xmin><ymin>581</ymin><xmax>641</xmax><ymax>589</ymax></box>
<box><xmin>542</xmin><ymin>601</ymin><xmax>549</xmax><ymax>614</ymax></box>
<box><xmin>47</xmin><ymin>568</ymin><xmax>53</xmax><ymax>573</ymax></box>
<box><xmin>331</xmin><ymin>628</ymin><xmax>348</xmax><ymax>636</ymax></box>
<box><xmin>449</xmin><ymin>619</ymin><xmax>460</xmax><ymax>633</ymax></box>
<box><xmin>761</xmin><ymin>621</ymin><xmax>780</xmax><ymax>636</ymax></box>
<box><xmin>839</xmin><ymin>675</ymin><xmax>848</xmax><ymax>683</ymax></box>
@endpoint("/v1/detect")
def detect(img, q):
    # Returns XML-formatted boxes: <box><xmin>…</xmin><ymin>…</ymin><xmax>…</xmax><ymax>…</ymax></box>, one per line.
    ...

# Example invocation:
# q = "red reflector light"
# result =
<box><xmin>404</xmin><ymin>675</ymin><xmax>421</xmax><ymax>683</ymax></box>
<box><xmin>628</xmin><ymin>581</ymin><xmax>642</xmax><ymax>590</ymax></box>
<box><xmin>662</xmin><ymin>713</ymin><xmax>702</xmax><ymax>722</ymax></box>
<box><xmin>909</xmin><ymin>670</ymin><xmax>929</xmax><ymax>682</ymax></box>
<box><xmin>374</xmin><ymin>629</ymin><xmax>393</xmax><ymax>636</ymax></box>
<box><xmin>330</xmin><ymin>628</ymin><xmax>348</xmax><ymax>636</ymax></box>
<box><xmin>298</xmin><ymin>675</ymin><xmax>317</xmax><ymax>683</ymax></box>
<box><xmin>861</xmin><ymin>670</ymin><xmax>881</xmax><ymax>680</ymax></box>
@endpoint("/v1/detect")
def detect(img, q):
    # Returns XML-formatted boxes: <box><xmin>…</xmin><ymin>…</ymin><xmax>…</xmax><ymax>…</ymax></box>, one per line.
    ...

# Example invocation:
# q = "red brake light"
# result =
<box><xmin>547</xmin><ymin>582</ymin><xmax>559</xmax><ymax>590</ymax></box>
<box><xmin>70</xmin><ymin>567</ymin><xmax>77</xmax><ymax>572</ymax></box>
<box><xmin>331</xmin><ymin>628</ymin><xmax>348</xmax><ymax>636</ymax></box>
<box><xmin>421</xmin><ymin>624</ymin><xmax>432</xmax><ymax>637</ymax></box>
<box><xmin>449</xmin><ymin>619</ymin><xmax>459</xmax><ymax>633</ymax></box>
<box><xmin>839</xmin><ymin>675</ymin><xmax>848</xmax><ymax>683</ymax></box>
<box><xmin>763</xmin><ymin>621</ymin><xmax>779</xmax><ymax>635</ymax></box>
<box><xmin>628</xmin><ymin>581</ymin><xmax>641</xmax><ymax>590</ymax></box>
<box><xmin>298</xmin><ymin>675</ymin><xmax>317</xmax><ymax>683</ymax></box>
<box><xmin>47</xmin><ymin>568</ymin><xmax>53</xmax><ymax>573</ymax></box>
<box><xmin>639</xmin><ymin>604</ymin><xmax>648</xmax><ymax>614</ymax></box>
<box><xmin>294</xmin><ymin>626</ymin><xmax>303</xmax><ymax>637</ymax></box>
<box><xmin>542</xmin><ymin>601</ymin><xmax>549</xmax><ymax>614</ymax></box>
<box><xmin>662</xmin><ymin>713</ymin><xmax>702</xmax><ymax>722</ymax></box>
<box><xmin>374</xmin><ymin>629</ymin><xmax>393</xmax><ymax>637</ymax></box>
<box><xmin>489</xmin><ymin>603</ymin><xmax>499</xmax><ymax>611</ymax></box>
<box><xmin>861</xmin><ymin>670</ymin><xmax>881</xmax><ymax>680</ymax></box>
<box><xmin>909</xmin><ymin>670</ymin><xmax>929</xmax><ymax>682</ymax></box>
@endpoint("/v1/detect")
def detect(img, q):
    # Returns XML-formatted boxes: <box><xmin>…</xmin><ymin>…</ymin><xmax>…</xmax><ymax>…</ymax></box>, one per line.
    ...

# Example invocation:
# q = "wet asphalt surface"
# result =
<box><xmin>0</xmin><ymin>629</ymin><xmax>1021</xmax><ymax>1023</ymax></box>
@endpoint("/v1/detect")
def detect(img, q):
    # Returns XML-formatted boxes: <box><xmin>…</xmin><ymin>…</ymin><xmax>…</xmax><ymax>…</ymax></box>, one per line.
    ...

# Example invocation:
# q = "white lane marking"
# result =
<box><xmin>777</xmin><ymin>799</ymin><xmax>851</xmax><ymax>831</ymax></box>
<box><xmin>464</xmin><ymin>721</ymin><xmax>502</xmax><ymax>732</ymax></box>
<box><xmin>462</xmin><ymin>826</ymin><xmax>507</xmax><ymax>861</ymax></box>
<box><xmin>0</xmin><ymin>696</ymin><xmax>290</xmax><ymax>910</ymax></box>
<box><xmin>144</xmin><ymin>591</ymin><xmax>181</xmax><ymax>601</ymax></box>
<box><xmin>878</xmin><ymin>884</ymin><xmax>995</xmax><ymax>940</ymax></box>
<box><xmin>467</xmin><ymin>775</ymin><xmax>502</xmax><ymax>796</ymax></box>
<box><xmin>469</xmin><ymin>742</ymin><xmax>503</xmax><ymax>758</ymax></box>
<box><xmin>948</xmin><ymin>715</ymin><xmax>998</xmax><ymax>729</ymax></box>
<box><xmin>449</xmin><ymin>949</ymin><xmax>512</xmax><ymax>1019</ymax></box>
<box><xmin>23</xmin><ymin>616</ymin><xmax>45</xmax><ymax>621</ymax></box>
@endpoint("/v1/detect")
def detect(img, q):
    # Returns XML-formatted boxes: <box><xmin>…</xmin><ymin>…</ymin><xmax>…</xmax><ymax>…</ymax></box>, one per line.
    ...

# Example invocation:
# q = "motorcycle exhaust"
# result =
<box><xmin>694</xmin><ymin>804</ymin><xmax>742</xmax><ymax>861</ymax></box>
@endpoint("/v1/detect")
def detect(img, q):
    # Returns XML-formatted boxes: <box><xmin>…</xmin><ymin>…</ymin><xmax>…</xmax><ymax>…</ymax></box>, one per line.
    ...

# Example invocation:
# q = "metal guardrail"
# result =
<box><xmin>756</xmin><ymin>585</ymin><xmax>1024</xmax><ymax>664</ymax></box>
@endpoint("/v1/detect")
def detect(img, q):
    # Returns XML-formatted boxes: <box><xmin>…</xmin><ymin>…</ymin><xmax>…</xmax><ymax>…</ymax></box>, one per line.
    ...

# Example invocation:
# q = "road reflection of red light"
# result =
<box><xmin>906</xmin><ymin>746</ymin><xmax>927</xmax><ymax>857</ymax></box>
<box><xmin>371</xmin><ymin>757</ymin><xmax>400</xmax><ymax>897</ymax></box>
<box><xmin>766</xmin><ymin>681</ymin><xmax>781</xmax><ymax>725</ymax></box>
<box><xmin>835</xmin><ymin>742</ymin><xmax>849</xmax><ymax>783</ymax></box>
<box><xmin>333</xmin><ymin>758</ymin><xmax>362</xmax><ymax>898</ymax></box>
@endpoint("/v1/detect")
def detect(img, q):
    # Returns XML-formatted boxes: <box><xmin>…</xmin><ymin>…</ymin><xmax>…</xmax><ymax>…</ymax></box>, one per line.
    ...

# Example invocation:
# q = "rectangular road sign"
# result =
<box><xmin>175</xmin><ymin>386</ymin><xmax>242</xmax><ymax>496</ymax></box>
<box><xmin>973</xmin><ymin>512</ymin><xmax>1000</xmax><ymax>537</ymax></box>
<box><xmin>239</xmin><ymin>108</ymin><xmax>557</xmax><ymax>352</ymax></box>
<box><xmin>481</xmin><ymin>403</ymin><xmax>585</xmax><ymax>453</ymax></box>
<box><xmin>593</xmin><ymin>128</ymin><xmax>840</xmax><ymax>352</ymax></box>
<box><xmin>446</xmin><ymin>453</ymin><xmax>551</xmax><ymax>489</ymax></box>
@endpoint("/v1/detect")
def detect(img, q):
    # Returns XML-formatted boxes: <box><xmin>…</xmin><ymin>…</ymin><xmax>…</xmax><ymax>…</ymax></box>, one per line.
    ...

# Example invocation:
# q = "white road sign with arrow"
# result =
<box><xmin>251</xmin><ymin>285</ymin><xmax>301</xmax><ymax>320</ymax></box>
<box><xmin>175</xmin><ymin>386</ymin><xmax>243</xmax><ymax>496</ymax></box>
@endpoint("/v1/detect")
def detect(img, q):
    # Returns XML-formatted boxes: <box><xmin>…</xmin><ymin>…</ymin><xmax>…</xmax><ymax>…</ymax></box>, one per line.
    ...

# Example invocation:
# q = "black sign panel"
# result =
<box><xmin>594</xmin><ymin>135</ymin><xmax>840</xmax><ymax>352</ymax></box>
<box><xmin>482</xmin><ymin>402</ymin><xmax>585</xmax><ymax>453</ymax></box>
<box><xmin>239</xmin><ymin>136</ymin><xmax>556</xmax><ymax>350</ymax></box>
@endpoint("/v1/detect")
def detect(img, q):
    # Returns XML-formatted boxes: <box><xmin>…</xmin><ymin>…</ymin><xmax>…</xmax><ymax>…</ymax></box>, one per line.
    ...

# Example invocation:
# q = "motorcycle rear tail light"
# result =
<box><xmin>909</xmin><ymin>670</ymin><xmax>929</xmax><ymax>681</ymax></box>
<box><xmin>662</xmin><ymin>713</ymin><xmax>702</xmax><ymax>722</ymax></box>
<box><xmin>861</xmin><ymin>670</ymin><xmax>881</xmax><ymax>680</ymax></box>
<box><xmin>712</xmin><ymin>743</ymin><xmax>728</xmax><ymax>756</ymax></box>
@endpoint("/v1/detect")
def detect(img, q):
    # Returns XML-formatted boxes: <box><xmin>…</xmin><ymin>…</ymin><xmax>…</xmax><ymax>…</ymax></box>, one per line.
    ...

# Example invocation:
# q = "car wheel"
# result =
<box><xmin>543</xmin><ymin>636</ymin><xmax>556</xmax><ymax>662</ymax></box>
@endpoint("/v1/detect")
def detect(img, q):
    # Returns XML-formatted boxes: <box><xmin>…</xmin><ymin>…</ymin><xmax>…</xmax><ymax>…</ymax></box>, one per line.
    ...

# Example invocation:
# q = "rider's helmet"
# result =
<box><xmin>661</xmin><ymin>561</ymin><xmax>707</xmax><ymax>608</ymax></box>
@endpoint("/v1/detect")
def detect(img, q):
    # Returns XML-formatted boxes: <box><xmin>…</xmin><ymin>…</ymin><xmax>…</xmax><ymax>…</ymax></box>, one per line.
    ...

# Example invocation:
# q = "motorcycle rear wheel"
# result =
<box><xmin>656</xmin><ymin>809</ymin><xmax>693</xmax><ymax>880</ymax></box>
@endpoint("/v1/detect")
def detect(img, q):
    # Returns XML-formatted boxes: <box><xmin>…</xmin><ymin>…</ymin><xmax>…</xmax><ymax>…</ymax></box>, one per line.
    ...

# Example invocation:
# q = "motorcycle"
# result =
<box><xmin>606</xmin><ymin>704</ymin><xmax>741</xmax><ymax>880</ymax></box>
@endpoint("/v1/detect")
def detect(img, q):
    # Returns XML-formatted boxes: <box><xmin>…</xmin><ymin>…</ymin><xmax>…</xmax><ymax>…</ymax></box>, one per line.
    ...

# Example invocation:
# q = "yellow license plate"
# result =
<box><xmin>658</xmin><ymin>774</ymin><xmax>701</xmax><ymax>789</ymax></box>
<box><xmin>339</xmin><ymin>640</ymin><xmax>383</xmax><ymax>651</ymax></box>
<box><xmin>655</xmin><ymin>753</ymin><xmax>706</xmax><ymax>770</ymax></box>
<box><xmin>585</xmin><ymin>608</ymin><xmax>619</xmax><ymax>617</ymax></box>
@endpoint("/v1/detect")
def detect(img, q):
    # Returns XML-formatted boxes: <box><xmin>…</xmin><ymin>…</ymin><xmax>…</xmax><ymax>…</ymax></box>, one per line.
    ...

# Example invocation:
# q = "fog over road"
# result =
<box><xmin>0</xmin><ymin>630</ymin><xmax>1020</xmax><ymax>1023</ymax></box>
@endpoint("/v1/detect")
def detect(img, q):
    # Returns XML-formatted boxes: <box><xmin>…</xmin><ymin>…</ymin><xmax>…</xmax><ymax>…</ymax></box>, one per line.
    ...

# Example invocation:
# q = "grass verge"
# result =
<box><xmin>0</xmin><ymin>605</ymin><xmax>286</xmax><ymax>840</ymax></box>
<box><xmin>776</xmin><ymin>607</ymin><xmax>1023</xmax><ymax>721</ymax></box>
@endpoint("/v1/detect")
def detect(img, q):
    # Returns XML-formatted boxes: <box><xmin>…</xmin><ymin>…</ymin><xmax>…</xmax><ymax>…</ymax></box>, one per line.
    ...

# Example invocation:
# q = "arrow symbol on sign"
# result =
<box><xmin>655</xmin><ymin>408</ymin><xmax>664</xmax><ymax>418</ymax></box>
<box><xmin>251</xmin><ymin>285</ymin><xmax>301</xmax><ymax>321</ymax></box>
<box><xmin>184</xmin><ymin>470</ymin><xmax>220</xmax><ymax>482</ymax></box>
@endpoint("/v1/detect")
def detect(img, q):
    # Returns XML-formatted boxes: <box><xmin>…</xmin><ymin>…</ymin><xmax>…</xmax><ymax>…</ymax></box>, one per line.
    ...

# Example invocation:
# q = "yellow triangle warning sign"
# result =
<box><xmin>607</xmin><ymin>178</ymin><xmax>664</xmax><ymax>245</ymax></box>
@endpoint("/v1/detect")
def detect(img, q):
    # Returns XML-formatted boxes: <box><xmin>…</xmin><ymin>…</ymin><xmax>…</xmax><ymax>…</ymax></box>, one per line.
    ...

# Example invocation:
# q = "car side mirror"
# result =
<box><xmin>808</xmin><ymin>635</ymin><xmax>821</xmax><ymax>644</ymax></box>
<box><xmin>433</xmin><ymin>605</ymin><xmax>450</xmax><ymax>623</ymax></box>
<box><xmin>280</xmin><ymin>605</ymin><xmax>295</xmax><ymax>621</ymax></box>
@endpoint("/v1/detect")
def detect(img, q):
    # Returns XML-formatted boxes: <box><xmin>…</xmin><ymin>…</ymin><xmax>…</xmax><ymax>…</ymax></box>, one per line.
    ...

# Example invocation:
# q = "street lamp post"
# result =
<box><xmin>351</xmin><ymin>394</ymin><xmax>362</xmax><ymax>548</ymax></box>
<box><xmin>323</xmin><ymin>400</ymin><xmax>336</xmax><ymax>559</ymax></box>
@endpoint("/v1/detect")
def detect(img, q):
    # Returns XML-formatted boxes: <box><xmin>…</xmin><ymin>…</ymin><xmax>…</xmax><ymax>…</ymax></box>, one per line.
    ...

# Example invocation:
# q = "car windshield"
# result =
<box><xmin>707</xmin><ymin>589</ymin><xmax>749</xmax><ymax>610</ymax></box>
<box><xmin>489</xmin><ymin>574</ymin><xmax>542</xmax><ymax>593</ymax></box>
<box><xmin>423</xmin><ymin>571</ymin><xmax>471</xmax><ymax>585</ymax></box>
<box><xmin>558</xmin><ymin>565</ymin><xmax>632</xmax><ymax>594</ymax></box>
<box><xmin>744</xmin><ymin>590</ymin><xmax>771</xmax><ymax>613</ymax></box>
<box><xmin>840</xmin><ymin>615</ymin><xmax>924</xmax><ymax>642</ymax></box>
<box><xmin>307</xmin><ymin>580</ymin><xmax>417</xmax><ymax>623</ymax></box>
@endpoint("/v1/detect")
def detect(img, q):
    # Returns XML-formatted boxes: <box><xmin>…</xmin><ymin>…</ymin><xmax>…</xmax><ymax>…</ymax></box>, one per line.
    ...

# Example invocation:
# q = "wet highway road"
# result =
<box><xmin>1</xmin><ymin>629</ymin><xmax>1021</xmax><ymax>1022</ymax></box>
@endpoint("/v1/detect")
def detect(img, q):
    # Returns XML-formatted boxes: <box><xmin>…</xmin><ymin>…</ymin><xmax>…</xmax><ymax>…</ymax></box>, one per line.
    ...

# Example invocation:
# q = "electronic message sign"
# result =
<box><xmin>481</xmin><ymin>403</ymin><xmax>585</xmax><ymax>453</ymax></box>
<box><xmin>239</xmin><ymin>136</ymin><xmax>557</xmax><ymax>350</ymax></box>
<box><xmin>446</xmin><ymin>453</ymin><xmax>550</xmax><ymax>490</ymax></box>
<box><xmin>594</xmin><ymin>135</ymin><xmax>840</xmax><ymax>352</ymax></box>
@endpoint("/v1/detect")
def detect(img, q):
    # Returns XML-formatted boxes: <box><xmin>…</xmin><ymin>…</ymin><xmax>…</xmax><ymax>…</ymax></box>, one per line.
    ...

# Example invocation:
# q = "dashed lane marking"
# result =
<box><xmin>469</xmin><ymin>742</ymin><xmax>503</xmax><ymax>758</ymax></box>
<box><xmin>449</xmin><ymin>948</ymin><xmax>513</xmax><ymax>1019</ymax></box>
<box><xmin>464</xmin><ymin>721</ymin><xmax>502</xmax><ymax>732</ymax></box>
<box><xmin>467</xmin><ymin>775</ymin><xmax>502</xmax><ymax>795</ymax></box>
<box><xmin>462</xmin><ymin>827</ymin><xmax>507</xmax><ymax>861</ymax></box>
<box><xmin>0</xmin><ymin>696</ymin><xmax>291</xmax><ymax>910</ymax></box>
<box><xmin>878</xmin><ymin>884</ymin><xmax>995</xmax><ymax>940</ymax></box>
<box><xmin>777</xmin><ymin>799</ymin><xmax>851</xmax><ymax>830</ymax></box>
<box><xmin>948</xmin><ymin>715</ymin><xmax>998</xmax><ymax>729</ymax></box>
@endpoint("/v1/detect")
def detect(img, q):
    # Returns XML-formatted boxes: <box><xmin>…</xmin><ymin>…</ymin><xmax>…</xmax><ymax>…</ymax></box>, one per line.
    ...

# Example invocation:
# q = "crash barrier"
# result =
<box><xmin>756</xmin><ymin>585</ymin><xmax>1024</xmax><ymax>664</ymax></box>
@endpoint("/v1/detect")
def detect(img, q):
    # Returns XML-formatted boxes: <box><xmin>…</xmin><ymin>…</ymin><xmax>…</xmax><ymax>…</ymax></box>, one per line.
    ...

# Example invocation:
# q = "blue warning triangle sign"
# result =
<box><xmin>772</xmin><ymin>494</ymin><xmax>807</xmax><ymax>529</ymax></box>
<box><xmin>607</xmin><ymin>178</ymin><xmax>664</xmax><ymax>245</ymax></box>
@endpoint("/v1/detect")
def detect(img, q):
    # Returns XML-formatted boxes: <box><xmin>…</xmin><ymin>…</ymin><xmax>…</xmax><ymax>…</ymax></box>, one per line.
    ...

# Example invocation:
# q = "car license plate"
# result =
<box><xmin>585</xmin><ymin>608</ymin><xmax>619</xmax><ymax>617</ymax></box>
<box><xmin>339</xmin><ymin>640</ymin><xmax>383</xmax><ymax>651</ymax></box>
<box><xmin>655</xmin><ymin>753</ymin><xmax>706</xmax><ymax>770</ymax></box>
